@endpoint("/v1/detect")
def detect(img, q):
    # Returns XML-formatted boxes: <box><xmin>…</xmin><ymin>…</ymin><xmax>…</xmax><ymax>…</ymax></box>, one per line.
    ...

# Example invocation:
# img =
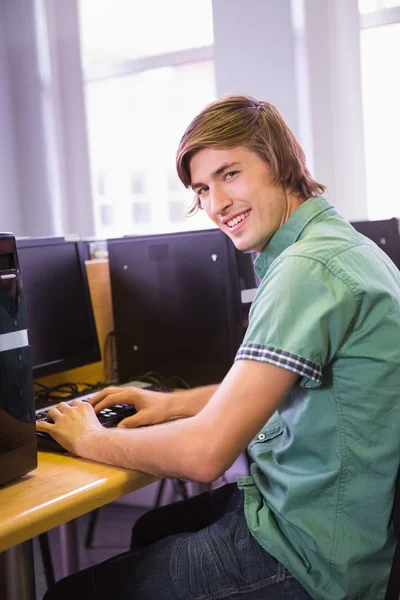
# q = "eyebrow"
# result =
<box><xmin>191</xmin><ymin>161</ymin><xmax>241</xmax><ymax>191</ymax></box>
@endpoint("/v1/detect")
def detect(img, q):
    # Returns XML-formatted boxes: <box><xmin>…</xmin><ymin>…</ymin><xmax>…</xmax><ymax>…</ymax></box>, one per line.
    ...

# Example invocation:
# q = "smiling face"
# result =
<box><xmin>189</xmin><ymin>146</ymin><xmax>304</xmax><ymax>252</ymax></box>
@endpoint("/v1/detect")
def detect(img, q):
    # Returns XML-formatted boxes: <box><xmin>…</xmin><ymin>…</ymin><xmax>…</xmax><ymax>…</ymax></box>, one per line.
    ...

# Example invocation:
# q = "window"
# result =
<box><xmin>79</xmin><ymin>0</ymin><xmax>214</xmax><ymax>69</ymax></box>
<box><xmin>359</xmin><ymin>0</ymin><xmax>400</xmax><ymax>13</ymax></box>
<box><xmin>78</xmin><ymin>0</ymin><xmax>217</xmax><ymax>237</ymax></box>
<box><xmin>359</xmin><ymin>2</ymin><xmax>400</xmax><ymax>218</ymax></box>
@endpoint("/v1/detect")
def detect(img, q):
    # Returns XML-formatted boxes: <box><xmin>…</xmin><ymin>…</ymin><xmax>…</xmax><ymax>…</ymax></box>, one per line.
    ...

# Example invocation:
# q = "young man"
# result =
<box><xmin>39</xmin><ymin>95</ymin><xmax>400</xmax><ymax>599</ymax></box>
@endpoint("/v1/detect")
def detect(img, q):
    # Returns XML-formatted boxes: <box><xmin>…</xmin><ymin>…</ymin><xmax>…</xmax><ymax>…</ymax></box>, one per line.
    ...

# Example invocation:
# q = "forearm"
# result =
<box><xmin>76</xmin><ymin>415</ymin><xmax>214</xmax><ymax>482</ymax></box>
<box><xmin>167</xmin><ymin>384</ymin><xmax>219</xmax><ymax>419</ymax></box>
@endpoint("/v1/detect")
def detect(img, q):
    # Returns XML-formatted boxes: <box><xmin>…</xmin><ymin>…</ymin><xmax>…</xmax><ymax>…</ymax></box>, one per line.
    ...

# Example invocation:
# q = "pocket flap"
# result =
<box><xmin>249</xmin><ymin>412</ymin><xmax>285</xmax><ymax>450</ymax></box>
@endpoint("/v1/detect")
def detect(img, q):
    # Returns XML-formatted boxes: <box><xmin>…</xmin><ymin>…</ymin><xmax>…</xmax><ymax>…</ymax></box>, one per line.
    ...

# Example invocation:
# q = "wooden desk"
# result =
<box><xmin>0</xmin><ymin>451</ymin><xmax>156</xmax><ymax>600</ymax></box>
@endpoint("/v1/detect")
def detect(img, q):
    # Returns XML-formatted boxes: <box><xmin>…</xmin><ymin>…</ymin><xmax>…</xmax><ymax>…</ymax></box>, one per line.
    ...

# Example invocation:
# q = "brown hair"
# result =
<box><xmin>176</xmin><ymin>94</ymin><xmax>325</xmax><ymax>214</ymax></box>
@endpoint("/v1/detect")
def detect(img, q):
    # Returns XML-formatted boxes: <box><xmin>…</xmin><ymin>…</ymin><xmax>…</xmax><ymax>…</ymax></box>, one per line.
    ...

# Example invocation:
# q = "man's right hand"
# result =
<box><xmin>89</xmin><ymin>386</ymin><xmax>173</xmax><ymax>429</ymax></box>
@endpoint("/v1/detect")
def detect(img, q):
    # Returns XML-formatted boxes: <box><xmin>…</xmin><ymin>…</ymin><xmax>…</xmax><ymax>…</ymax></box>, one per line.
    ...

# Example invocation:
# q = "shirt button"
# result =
<box><xmin>258</xmin><ymin>433</ymin><xmax>266</xmax><ymax>441</ymax></box>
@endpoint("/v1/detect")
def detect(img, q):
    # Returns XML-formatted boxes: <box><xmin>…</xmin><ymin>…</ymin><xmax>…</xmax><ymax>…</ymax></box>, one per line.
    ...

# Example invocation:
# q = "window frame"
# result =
<box><xmin>82</xmin><ymin>45</ymin><xmax>214</xmax><ymax>83</ymax></box>
<box><xmin>360</xmin><ymin>4</ymin><xmax>400</xmax><ymax>28</ymax></box>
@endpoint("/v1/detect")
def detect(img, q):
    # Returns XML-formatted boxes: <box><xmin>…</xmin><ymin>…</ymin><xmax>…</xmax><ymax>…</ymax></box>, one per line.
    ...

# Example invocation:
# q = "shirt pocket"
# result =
<box><xmin>248</xmin><ymin>412</ymin><xmax>285</xmax><ymax>460</ymax></box>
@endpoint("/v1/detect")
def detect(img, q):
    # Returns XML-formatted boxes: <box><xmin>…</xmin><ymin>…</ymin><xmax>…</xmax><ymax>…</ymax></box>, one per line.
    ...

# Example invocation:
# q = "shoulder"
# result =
<box><xmin>256</xmin><ymin>251</ymin><xmax>359</xmax><ymax>305</ymax></box>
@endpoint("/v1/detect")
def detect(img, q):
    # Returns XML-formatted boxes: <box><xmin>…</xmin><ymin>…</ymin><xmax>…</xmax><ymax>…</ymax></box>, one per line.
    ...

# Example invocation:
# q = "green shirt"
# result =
<box><xmin>236</xmin><ymin>196</ymin><xmax>400</xmax><ymax>599</ymax></box>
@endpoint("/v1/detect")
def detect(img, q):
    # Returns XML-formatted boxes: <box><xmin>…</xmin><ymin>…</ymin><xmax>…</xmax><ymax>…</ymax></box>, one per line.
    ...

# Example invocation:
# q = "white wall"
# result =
<box><xmin>0</xmin><ymin>4</ymin><xmax>22</xmax><ymax>235</ymax></box>
<box><xmin>212</xmin><ymin>0</ymin><xmax>299</xmax><ymax>135</ymax></box>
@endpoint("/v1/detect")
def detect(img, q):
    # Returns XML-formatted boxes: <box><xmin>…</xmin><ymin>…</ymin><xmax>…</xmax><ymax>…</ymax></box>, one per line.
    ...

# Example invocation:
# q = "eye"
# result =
<box><xmin>224</xmin><ymin>170</ymin><xmax>238</xmax><ymax>181</ymax></box>
<box><xmin>197</xmin><ymin>185</ymin><xmax>209</xmax><ymax>196</ymax></box>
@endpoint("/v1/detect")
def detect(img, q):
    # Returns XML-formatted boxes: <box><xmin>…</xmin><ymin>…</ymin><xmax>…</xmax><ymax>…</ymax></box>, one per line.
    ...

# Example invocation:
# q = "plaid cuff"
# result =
<box><xmin>235</xmin><ymin>343</ymin><xmax>322</xmax><ymax>384</ymax></box>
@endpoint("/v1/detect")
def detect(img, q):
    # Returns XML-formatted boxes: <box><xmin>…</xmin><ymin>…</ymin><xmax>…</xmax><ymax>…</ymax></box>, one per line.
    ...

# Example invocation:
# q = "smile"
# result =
<box><xmin>226</xmin><ymin>211</ymin><xmax>250</xmax><ymax>229</ymax></box>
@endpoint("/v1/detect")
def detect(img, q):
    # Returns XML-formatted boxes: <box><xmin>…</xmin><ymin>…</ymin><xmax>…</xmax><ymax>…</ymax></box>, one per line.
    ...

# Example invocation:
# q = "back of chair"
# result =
<box><xmin>385</xmin><ymin>471</ymin><xmax>400</xmax><ymax>600</ymax></box>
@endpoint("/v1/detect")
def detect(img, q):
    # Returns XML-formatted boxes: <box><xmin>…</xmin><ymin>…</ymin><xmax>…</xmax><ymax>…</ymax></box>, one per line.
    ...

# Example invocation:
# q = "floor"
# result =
<box><xmin>33</xmin><ymin>453</ymin><xmax>249</xmax><ymax>599</ymax></box>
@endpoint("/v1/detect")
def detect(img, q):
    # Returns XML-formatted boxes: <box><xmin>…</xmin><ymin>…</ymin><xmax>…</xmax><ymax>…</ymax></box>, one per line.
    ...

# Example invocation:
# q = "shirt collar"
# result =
<box><xmin>254</xmin><ymin>196</ymin><xmax>335</xmax><ymax>279</ymax></box>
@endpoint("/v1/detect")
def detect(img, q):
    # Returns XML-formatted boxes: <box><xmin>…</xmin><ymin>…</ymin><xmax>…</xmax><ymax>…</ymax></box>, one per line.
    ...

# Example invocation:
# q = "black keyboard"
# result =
<box><xmin>35</xmin><ymin>383</ymin><xmax>173</xmax><ymax>453</ymax></box>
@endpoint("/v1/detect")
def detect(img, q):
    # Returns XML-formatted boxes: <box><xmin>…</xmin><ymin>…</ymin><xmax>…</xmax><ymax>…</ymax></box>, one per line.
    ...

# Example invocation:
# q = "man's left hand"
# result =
<box><xmin>36</xmin><ymin>399</ymin><xmax>104</xmax><ymax>454</ymax></box>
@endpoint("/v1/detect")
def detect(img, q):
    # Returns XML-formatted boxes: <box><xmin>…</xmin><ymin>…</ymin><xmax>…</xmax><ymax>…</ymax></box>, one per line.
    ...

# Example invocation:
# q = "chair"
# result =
<box><xmin>385</xmin><ymin>470</ymin><xmax>400</xmax><ymax>599</ymax></box>
<box><xmin>84</xmin><ymin>478</ymin><xmax>190</xmax><ymax>549</ymax></box>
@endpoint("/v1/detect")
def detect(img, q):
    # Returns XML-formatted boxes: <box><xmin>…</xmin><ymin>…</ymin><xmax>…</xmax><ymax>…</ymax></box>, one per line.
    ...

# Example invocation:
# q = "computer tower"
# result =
<box><xmin>0</xmin><ymin>233</ymin><xmax>37</xmax><ymax>486</ymax></box>
<box><xmin>108</xmin><ymin>229</ymin><xmax>258</xmax><ymax>387</ymax></box>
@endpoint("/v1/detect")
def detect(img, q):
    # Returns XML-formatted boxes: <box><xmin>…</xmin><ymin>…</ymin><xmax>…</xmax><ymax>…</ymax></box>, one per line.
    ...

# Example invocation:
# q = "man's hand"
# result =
<box><xmin>36</xmin><ymin>399</ymin><xmax>104</xmax><ymax>454</ymax></box>
<box><xmin>89</xmin><ymin>386</ymin><xmax>173</xmax><ymax>429</ymax></box>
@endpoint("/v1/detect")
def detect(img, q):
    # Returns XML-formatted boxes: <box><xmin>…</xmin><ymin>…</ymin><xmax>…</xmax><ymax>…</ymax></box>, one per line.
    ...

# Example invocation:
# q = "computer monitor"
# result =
<box><xmin>351</xmin><ymin>217</ymin><xmax>400</xmax><ymax>270</ymax></box>
<box><xmin>108</xmin><ymin>229</ymin><xmax>258</xmax><ymax>387</ymax></box>
<box><xmin>16</xmin><ymin>237</ymin><xmax>101</xmax><ymax>378</ymax></box>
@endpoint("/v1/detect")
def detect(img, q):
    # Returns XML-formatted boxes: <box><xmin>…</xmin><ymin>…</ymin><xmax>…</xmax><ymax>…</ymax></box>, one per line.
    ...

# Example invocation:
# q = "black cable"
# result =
<box><xmin>33</xmin><ymin>380</ymin><xmax>111</xmax><ymax>404</ymax></box>
<box><xmin>134</xmin><ymin>371</ymin><xmax>170</xmax><ymax>386</ymax></box>
<box><xmin>33</xmin><ymin>370</ymin><xmax>188</xmax><ymax>405</ymax></box>
<box><xmin>166</xmin><ymin>375</ymin><xmax>192</xmax><ymax>389</ymax></box>
<box><xmin>133</xmin><ymin>372</ymin><xmax>191</xmax><ymax>389</ymax></box>
<box><xmin>33</xmin><ymin>381</ymin><xmax>48</xmax><ymax>389</ymax></box>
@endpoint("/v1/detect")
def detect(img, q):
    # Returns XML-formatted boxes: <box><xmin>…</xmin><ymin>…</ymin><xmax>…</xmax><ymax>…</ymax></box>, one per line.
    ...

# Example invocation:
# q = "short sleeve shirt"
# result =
<box><xmin>236</xmin><ymin>197</ymin><xmax>400</xmax><ymax>599</ymax></box>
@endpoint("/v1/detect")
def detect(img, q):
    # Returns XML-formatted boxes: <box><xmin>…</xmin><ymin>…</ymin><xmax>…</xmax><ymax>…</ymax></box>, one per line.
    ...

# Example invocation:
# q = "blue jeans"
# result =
<box><xmin>43</xmin><ymin>483</ymin><xmax>312</xmax><ymax>599</ymax></box>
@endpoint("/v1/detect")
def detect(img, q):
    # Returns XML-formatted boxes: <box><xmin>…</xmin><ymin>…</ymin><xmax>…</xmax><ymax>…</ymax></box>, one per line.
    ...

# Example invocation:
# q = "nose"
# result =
<box><xmin>209</xmin><ymin>184</ymin><xmax>232</xmax><ymax>217</ymax></box>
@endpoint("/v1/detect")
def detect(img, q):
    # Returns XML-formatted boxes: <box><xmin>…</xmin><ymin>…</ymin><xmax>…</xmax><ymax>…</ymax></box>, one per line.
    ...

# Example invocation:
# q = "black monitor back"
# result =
<box><xmin>108</xmin><ymin>229</ymin><xmax>257</xmax><ymax>387</ymax></box>
<box><xmin>16</xmin><ymin>238</ymin><xmax>101</xmax><ymax>378</ymax></box>
<box><xmin>351</xmin><ymin>217</ymin><xmax>400</xmax><ymax>269</ymax></box>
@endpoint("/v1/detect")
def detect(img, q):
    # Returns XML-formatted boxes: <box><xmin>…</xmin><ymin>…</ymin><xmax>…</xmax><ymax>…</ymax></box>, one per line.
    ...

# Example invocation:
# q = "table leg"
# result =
<box><xmin>0</xmin><ymin>539</ymin><xmax>36</xmax><ymax>600</ymax></box>
<box><xmin>59</xmin><ymin>519</ymin><xmax>80</xmax><ymax>578</ymax></box>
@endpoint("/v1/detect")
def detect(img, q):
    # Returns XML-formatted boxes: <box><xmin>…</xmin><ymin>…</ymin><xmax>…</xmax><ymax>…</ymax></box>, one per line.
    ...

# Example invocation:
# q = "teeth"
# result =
<box><xmin>227</xmin><ymin>211</ymin><xmax>249</xmax><ymax>227</ymax></box>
